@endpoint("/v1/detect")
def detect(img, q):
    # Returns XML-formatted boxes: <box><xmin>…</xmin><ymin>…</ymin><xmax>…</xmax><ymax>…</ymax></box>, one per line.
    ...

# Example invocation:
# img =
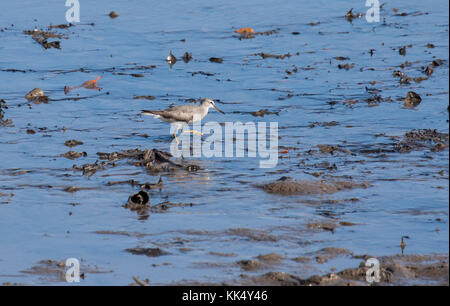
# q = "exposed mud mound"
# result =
<box><xmin>262</xmin><ymin>177</ymin><xmax>369</xmax><ymax>195</ymax></box>
<box><xmin>245</xmin><ymin>254</ymin><xmax>448</xmax><ymax>286</ymax></box>
<box><xmin>21</xmin><ymin>259</ymin><xmax>111</xmax><ymax>283</ymax></box>
<box><xmin>125</xmin><ymin>247</ymin><xmax>170</xmax><ymax>257</ymax></box>
<box><xmin>313</xmin><ymin>247</ymin><xmax>353</xmax><ymax>263</ymax></box>
<box><xmin>237</xmin><ymin>260</ymin><xmax>262</xmax><ymax>271</ymax></box>
<box><xmin>226</xmin><ymin>228</ymin><xmax>277</xmax><ymax>242</ymax></box>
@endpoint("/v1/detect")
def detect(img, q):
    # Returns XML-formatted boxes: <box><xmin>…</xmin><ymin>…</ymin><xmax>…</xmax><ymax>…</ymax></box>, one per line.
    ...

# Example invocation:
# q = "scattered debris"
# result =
<box><xmin>257</xmin><ymin>53</ymin><xmax>291</xmax><ymax>60</ymax></box>
<box><xmin>49</xmin><ymin>23</ymin><xmax>74</xmax><ymax>29</ymax></box>
<box><xmin>134</xmin><ymin>95</ymin><xmax>155</xmax><ymax>100</ymax></box>
<box><xmin>307</xmin><ymin>222</ymin><xmax>337</xmax><ymax>233</ymax></box>
<box><xmin>107</xmin><ymin>177</ymin><xmax>162</xmax><ymax>190</ymax></box>
<box><xmin>309</xmin><ymin>121</ymin><xmax>339</xmax><ymax>128</ymax></box>
<box><xmin>424</xmin><ymin>66</ymin><xmax>434</xmax><ymax>76</ymax></box>
<box><xmin>182</xmin><ymin>52</ymin><xmax>193</xmax><ymax>63</ymax></box>
<box><xmin>251</xmin><ymin>109</ymin><xmax>279</xmax><ymax>117</ymax></box>
<box><xmin>0</xmin><ymin>192</ymin><xmax>14</xmax><ymax>205</ymax></box>
<box><xmin>334</xmin><ymin>56</ymin><xmax>350</xmax><ymax>61</ymax></box>
<box><xmin>234</xmin><ymin>28</ymin><xmax>278</xmax><ymax>39</ymax></box>
<box><xmin>394</xmin><ymin>129</ymin><xmax>449</xmax><ymax>153</ymax></box>
<box><xmin>235</xmin><ymin>27</ymin><xmax>254</xmax><ymax>35</ymax></box>
<box><xmin>316</xmin><ymin>144</ymin><xmax>349</xmax><ymax>155</ymax></box>
<box><xmin>413</xmin><ymin>76</ymin><xmax>428</xmax><ymax>83</ymax></box>
<box><xmin>431</xmin><ymin>59</ymin><xmax>444</xmax><ymax>67</ymax></box>
<box><xmin>235</xmin><ymin>27</ymin><xmax>255</xmax><ymax>39</ymax></box>
<box><xmin>238</xmin><ymin>260</ymin><xmax>262</xmax><ymax>271</ymax></box>
<box><xmin>72</xmin><ymin>161</ymin><xmax>108</xmax><ymax>177</ymax></box>
<box><xmin>97</xmin><ymin>148</ymin><xmax>198</xmax><ymax>172</ymax></box>
<box><xmin>190</xmin><ymin>71</ymin><xmax>215</xmax><ymax>77</ymax></box>
<box><xmin>0</xmin><ymin>99</ymin><xmax>11</xmax><ymax>126</ymax></box>
<box><xmin>23</xmin><ymin>28</ymin><xmax>64</xmax><ymax>49</ymax></box>
<box><xmin>338</xmin><ymin>63</ymin><xmax>354</xmax><ymax>70</ymax></box>
<box><xmin>150</xmin><ymin>201</ymin><xmax>195</xmax><ymax>213</ymax></box>
<box><xmin>125</xmin><ymin>247</ymin><xmax>170</xmax><ymax>257</ymax></box>
<box><xmin>64</xmin><ymin>139</ymin><xmax>83</xmax><ymax>147</ymax></box>
<box><xmin>65</xmin><ymin>76</ymin><xmax>102</xmax><ymax>94</ymax></box>
<box><xmin>131</xmin><ymin>276</ymin><xmax>149</xmax><ymax>286</ymax></box>
<box><xmin>209</xmin><ymin>57</ymin><xmax>223</xmax><ymax>63</ymax></box>
<box><xmin>345</xmin><ymin>9</ymin><xmax>363</xmax><ymax>22</ymax></box>
<box><xmin>60</xmin><ymin>151</ymin><xmax>87</xmax><ymax>160</ymax></box>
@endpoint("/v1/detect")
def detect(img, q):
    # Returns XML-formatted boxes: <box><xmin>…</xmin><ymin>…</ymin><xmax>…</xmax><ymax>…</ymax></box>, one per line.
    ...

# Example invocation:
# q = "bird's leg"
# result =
<box><xmin>182</xmin><ymin>130</ymin><xmax>203</xmax><ymax>136</ymax></box>
<box><xmin>173</xmin><ymin>131</ymin><xmax>179</xmax><ymax>145</ymax></box>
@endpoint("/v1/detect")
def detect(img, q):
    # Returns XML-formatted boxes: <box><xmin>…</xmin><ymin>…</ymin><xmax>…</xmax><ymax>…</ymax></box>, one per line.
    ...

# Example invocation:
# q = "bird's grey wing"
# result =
<box><xmin>161</xmin><ymin>105</ymin><xmax>198</xmax><ymax>122</ymax></box>
<box><xmin>167</xmin><ymin>105</ymin><xmax>196</xmax><ymax>113</ymax></box>
<box><xmin>142</xmin><ymin>105</ymin><xmax>195</xmax><ymax>122</ymax></box>
<box><xmin>158</xmin><ymin>109</ymin><xmax>194</xmax><ymax>123</ymax></box>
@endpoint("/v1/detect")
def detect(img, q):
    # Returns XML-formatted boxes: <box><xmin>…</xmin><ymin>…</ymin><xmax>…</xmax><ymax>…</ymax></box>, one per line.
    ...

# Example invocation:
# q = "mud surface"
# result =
<box><xmin>241</xmin><ymin>254</ymin><xmax>449</xmax><ymax>286</ymax></box>
<box><xmin>262</xmin><ymin>177</ymin><xmax>369</xmax><ymax>195</ymax></box>
<box><xmin>0</xmin><ymin>0</ymin><xmax>448</xmax><ymax>285</ymax></box>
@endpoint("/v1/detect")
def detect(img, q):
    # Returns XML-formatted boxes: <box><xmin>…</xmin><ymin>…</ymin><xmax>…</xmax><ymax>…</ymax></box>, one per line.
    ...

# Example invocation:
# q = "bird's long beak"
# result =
<box><xmin>213</xmin><ymin>104</ymin><xmax>225</xmax><ymax>114</ymax></box>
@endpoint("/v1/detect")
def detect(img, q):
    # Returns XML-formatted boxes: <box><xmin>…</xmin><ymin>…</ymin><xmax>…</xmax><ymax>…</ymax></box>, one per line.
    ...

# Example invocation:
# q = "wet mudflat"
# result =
<box><xmin>0</xmin><ymin>0</ymin><xmax>448</xmax><ymax>285</ymax></box>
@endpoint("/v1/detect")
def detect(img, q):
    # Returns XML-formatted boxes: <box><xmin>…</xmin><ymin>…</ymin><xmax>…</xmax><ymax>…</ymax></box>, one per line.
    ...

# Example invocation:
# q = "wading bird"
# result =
<box><xmin>141</xmin><ymin>98</ymin><xmax>224</xmax><ymax>144</ymax></box>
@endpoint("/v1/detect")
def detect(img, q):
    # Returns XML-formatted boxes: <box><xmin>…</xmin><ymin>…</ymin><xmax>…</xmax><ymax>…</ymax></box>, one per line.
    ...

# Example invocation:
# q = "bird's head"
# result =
<box><xmin>201</xmin><ymin>98</ymin><xmax>224</xmax><ymax>114</ymax></box>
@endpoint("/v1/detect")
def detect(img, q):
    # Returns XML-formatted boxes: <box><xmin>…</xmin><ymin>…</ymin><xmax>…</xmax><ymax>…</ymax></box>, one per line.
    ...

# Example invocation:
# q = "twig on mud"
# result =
<box><xmin>132</xmin><ymin>276</ymin><xmax>149</xmax><ymax>286</ymax></box>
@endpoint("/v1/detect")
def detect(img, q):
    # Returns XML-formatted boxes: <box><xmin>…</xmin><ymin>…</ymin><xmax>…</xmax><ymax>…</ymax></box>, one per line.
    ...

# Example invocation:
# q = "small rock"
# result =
<box><xmin>124</xmin><ymin>190</ymin><xmax>150</xmax><ymax>211</ymax></box>
<box><xmin>109</xmin><ymin>11</ymin><xmax>119</xmax><ymax>18</ymax></box>
<box><xmin>25</xmin><ymin>88</ymin><xmax>46</xmax><ymax>102</ymax></box>
<box><xmin>338</xmin><ymin>63</ymin><xmax>354</xmax><ymax>70</ymax></box>
<box><xmin>64</xmin><ymin>139</ymin><xmax>83</xmax><ymax>147</ymax></box>
<box><xmin>166</xmin><ymin>51</ymin><xmax>177</xmax><ymax>66</ymax></box>
<box><xmin>404</xmin><ymin>91</ymin><xmax>422</xmax><ymax>108</ymax></box>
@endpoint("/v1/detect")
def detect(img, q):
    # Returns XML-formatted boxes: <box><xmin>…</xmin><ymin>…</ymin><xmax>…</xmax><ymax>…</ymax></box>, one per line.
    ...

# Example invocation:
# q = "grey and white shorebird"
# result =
<box><xmin>141</xmin><ymin>98</ymin><xmax>224</xmax><ymax>143</ymax></box>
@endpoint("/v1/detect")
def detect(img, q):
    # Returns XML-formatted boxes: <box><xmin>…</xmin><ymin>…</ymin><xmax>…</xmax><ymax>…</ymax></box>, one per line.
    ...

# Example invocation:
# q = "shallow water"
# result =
<box><xmin>0</xmin><ymin>0</ymin><xmax>448</xmax><ymax>285</ymax></box>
